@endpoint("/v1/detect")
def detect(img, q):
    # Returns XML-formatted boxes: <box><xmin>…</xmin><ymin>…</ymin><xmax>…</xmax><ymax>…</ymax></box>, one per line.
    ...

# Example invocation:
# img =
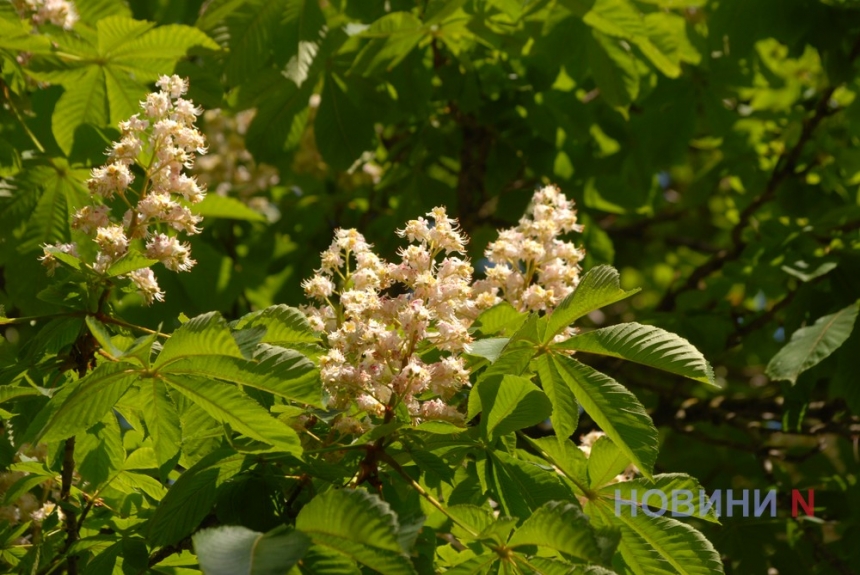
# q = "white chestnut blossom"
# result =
<box><xmin>302</xmin><ymin>209</ymin><xmax>477</xmax><ymax>431</ymax></box>
<box><xmin>40</xmin><ymin>75</ymin><xmax>208</xmax><ymax>305</ymax></box>
<box><xmin>474</xmin><ymin>185</ymin><xmax>586</xmax><ymax>313</ymax></box>
<box><xmin>14</xmin><ymin>0</ymin><xmax>78</xmax><ymax>29</ymax></box>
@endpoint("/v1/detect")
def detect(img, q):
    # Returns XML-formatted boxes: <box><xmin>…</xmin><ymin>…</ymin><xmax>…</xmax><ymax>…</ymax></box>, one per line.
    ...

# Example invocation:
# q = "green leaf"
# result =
<box><xmin>51</xmin><ymin>66</ymin><xmax>108</xmax><ymax>156</ymax></box>
<box><xmin>141</xmin><ymin>379</ymin><xmax>182</xmax><ymax>477</ymax></box>
<box><xmin>315</xmin><ymin>74</ymin><xmax>375</xmax><ymax>170</ymax></box>
<box><xmin>766</xmin><ymin>302</ymin><xmax>859</xmax><ymax>384</ymax></box>
<box><xmin>105</xmin><ymin>252</ymin><xmax>159</xmax><ymax>277</ymax></box>
<box><xmin>194</xmin><ymin>194</ymin><xmax>267</xmax><ymax>222</ymax></box>
<box><xmin>349</xmin><ymin>12</ymin><xmax>426</xmax><ymax>76</ymax></box>
<box><xmin>487</xmin><ymin>451</ymin><xmax>575</xmax><ymax>520</ymax></box>
<box><xmin>473</xmin><ymin>302</ymin><xmax>528</xmax><ymax>336</ymax></box>
<box><xmin>523</xmin><ymin>436</ymin><xmax>590</xmax><ymax>496</ymax></box>
<box><xmin>478</xmin><ymin>375</ymin><xmax>551</xmax><ymax>442</ymax></box>
<box><xmin>75</xmin><ymin>414</ymin><xmax>124</xmax><ymax>487</ymax></box>
<box><xmin>233</xmin><ymin>304</ymin><xmax>320</xmax><ymax>347</ymax></box>
<box><xmin>535</xmin><ymin>354</ymin><xmax>579</xmax><ymax>442</ymax></box>
<box><xmin>160</xmin><ymin>374</ymin><xmax>302</xmax><ymax>455</ymax></box>
<box><xmin>509</xmin><ymin>501</ymin><xmax>601</xmax><ymax>563</ymax></box>
<box><xmin>277</xmin><ymin>0</ymin><xmax>327</xmax><ymax>87</ymax></box>
<box><xmin>193</xmin><ymin>525</ymin><xmax>311</xmax><ymax>575</ymax></box>
<box><xmin>587</xmin><ymin>32</ymin><xmax>639</xmax><ymax>109</ymax></box>
<box><xmin>599</xmin><ymin>473</ymin><xmax>720</xmax><ymax>523</ymax></box>
<box><xmin>17</xmin><ymin>163</ymin><xmax>90</xmax><ymax>253</ymax></box>
<box><xmin>221</xmin><ymin>0</ymin><xmax>290</xmax><ymax>84</ymax></box>
<box><xmin>148</xmin><ymin>450</ymin><xmax>246</xmax><ymax>546</ymax></box>
<box><xmin>550</xmin><ymin>354</ymin><xmax>658</xmax><ymax>479</ymax></box>
<box><xmin>466</xmin><ymin>337</ymin><xmax>509</xmax><ymax>363</ymax></box>
<box><xmin>555</xmin><ymin>322</ymin><xmax>714</xmax><ymax>385</ymax></box>
<box><xmin>36</xmin><ymin>362</ymin><xmax>141</xmax><ymax>442</ymax></box>
<box><xmin>154</xmin><ymin>312</ymin><xmax>244</xmax><ymax>367</ymax></box>
<box><xmin>160</xmin><ymin>345</ymin><xmax>323</xmax><ymax>407</ymax></box>
<box><xmin>545</xmin><ymin>266</ymin><xmax>639</xmax><ymax>343</ymax></box>
<box><xmin>587</xmin><ymin>436</ymin><xmax>629</xmax><ymax>489</ymax></box>
<box><xmin>607</xmin><ymin>507</ymin><xmax>724</xmax><ymax>575</ymax></box>
<box><xmin>296</xmin><ymin>489</ymin><xmax>417</xmax><ymax>575</ymax></box>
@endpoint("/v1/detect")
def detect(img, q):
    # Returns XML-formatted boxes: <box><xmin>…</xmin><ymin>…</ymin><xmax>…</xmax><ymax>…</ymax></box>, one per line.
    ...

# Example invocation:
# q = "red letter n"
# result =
<box><xmin>792</xmin><ymin>489</ymin><xmax>814</xmax><ymax>517</ymax></box>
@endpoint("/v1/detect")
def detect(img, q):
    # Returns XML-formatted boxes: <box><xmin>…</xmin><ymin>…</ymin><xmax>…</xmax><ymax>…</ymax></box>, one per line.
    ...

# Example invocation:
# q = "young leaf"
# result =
<box><xmin>555</xmin><ymin>322</ymin><xmax>715</xmax><ymax>385</ymax></box>
<box><xmin>550</xmin><ymin>354</ymin><xmax>658</xmax><ymax>479</ymax></box>
<box><xmin>766</xmin><ymin>302</ymin><xmax>859</xmax><ymax>384</ymax></box>
<box><xmin>545</xmin><ymin>265</ymin><xmax>639</xmax><ymax>343</ymax></box>
<box><xmin>193</xmin><ymin>525</ymin><xmax>311</xmax><ymax>575</ymax></box>
<box><xmin>296</xmin><ymin>489</ymin><xmax>416</xmax><ymax>575</ymax></box>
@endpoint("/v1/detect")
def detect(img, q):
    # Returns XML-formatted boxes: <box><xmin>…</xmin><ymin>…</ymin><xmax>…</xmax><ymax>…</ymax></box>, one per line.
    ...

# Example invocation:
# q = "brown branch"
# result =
<box><xmin>60</xmin><ymin>438</ymin><xmax>79</xmax><ymax>575</ymax></box>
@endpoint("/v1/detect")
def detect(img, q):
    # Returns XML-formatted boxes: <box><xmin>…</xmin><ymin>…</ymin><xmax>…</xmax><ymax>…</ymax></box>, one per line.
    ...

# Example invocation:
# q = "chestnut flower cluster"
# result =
<box><xmin>13</xmin><ymin>0</ymin><xmax>78</xmax><ymax>29</ymax></box>
<box><xmin>302</xmin><ymin>186</ymin><xmax>586</xmax><ymax>432</ymax></box>
<box><xmin>39</xmin><ymin>75</ymin><xmax>207</xmax><ymax>304</ymax></box>
<box><xmin>473</xmin><ymin>185</ymin><xmax>585</xmax><ymax>312</ymax></box>
<box><xmin>302</xmin><ymin>208</ymin><xmax>478</xmax><ymax>432</ymax></box>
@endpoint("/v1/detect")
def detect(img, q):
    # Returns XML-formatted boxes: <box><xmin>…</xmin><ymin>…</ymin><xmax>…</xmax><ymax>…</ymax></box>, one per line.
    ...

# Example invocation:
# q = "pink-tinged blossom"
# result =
<box><xmin>49</xmin><ymin>76</ymin><xmax>208</xmax><ymax>304</ymax></box>
<box><xmin>71</xmin><ymin>205</ymin><xmax>110</xmax><ymax>234</ymax></box>
<box><xmin>145</xmin><ymin>233</ymin><xmax>196</xmax><ymax>272</ymax></box>
<box><xmin>129</xmin><ymin>268</ymin><xmax>164</xmax><ymax>305</ymax></box>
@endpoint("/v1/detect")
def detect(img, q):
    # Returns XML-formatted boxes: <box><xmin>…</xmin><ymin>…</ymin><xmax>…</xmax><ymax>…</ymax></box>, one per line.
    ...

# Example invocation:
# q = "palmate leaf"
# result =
<box><xmin>193</xmin><ymin>525</ymin><xmax>311</xmax><ymax>575</ymax></box>
<box><xmin>486</xmin><ymin>451</ymin><xmax>575</xmax><ymax>520</ymax></box>
<box><xmin>34</xmin><ymin>362</ymin><xmax>141</xmax><ymax>442</ymax></box>
<box><xmin>296</xmin><ymin>489</ymin><xmax>416</xmax><ymax>575</ymax></box>
<box><xmin>523</xmin><ymin>436</ymin><xmax>590</xmax><ymax>495</ymax></box>
<box><xmin>154</xmin><ymin>311</ymin><xmax>244</xmax><ymax>367</ymax></box>
<box><xmin>766</xmin><ymin>302</ymin><xmax>859</xmax><ymax>384</ymax></box>
<box><xmin>160</xmin><ymin>344</ymin><xmax>323</xmax><ymax>407</ymax></box>
<box><xmin>159</xmin><ymin>373</ymin><xmax>302</xmax><ymax>455</ymax></box>
<box><xmin>550</xmin><ymin>354</ymin><xmax>658</xmax><ymax>479</ymax></box>
<box><xmin>545</xmin><ymin>266</ymin><xmax>639</xmax><ymax>343</ymax></box>
<box><xmin>554</xmin><ymin>322</ymin><xmax>715</xmax><ymax>385</ymax></box>
<box><xmin>508</xmin><ymin>501</ymin><xmax>602</xmax><ymax>563</ymax></box>
<box><xmin>349</xmin><ymin>12</ymin><xmax>426</xmax><ymax>76</ymax></box>
<box><xmin>232</xmin><ymin>304</ymin><xmax>320</xmax><ymax>347</ymax></box>
<box><xmin>25</xmin><ymin>15</ymin><xmax>218</xmax><ymax>154</ymax></box>
<box><xmin>14</xmin><ymin>162</ymin><xmax>90</xmax><ymax>253</ymax></box>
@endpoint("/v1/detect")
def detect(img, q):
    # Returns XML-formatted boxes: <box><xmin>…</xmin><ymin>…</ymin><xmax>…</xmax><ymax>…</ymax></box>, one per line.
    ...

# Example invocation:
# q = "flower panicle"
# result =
<box><xmin>39</xmin><ymin>75</ymin><xmax>207</xmax><ymax>305</ymax></box>
<box><xmin>301</xmin><ymin>186</ymin><xmax>584</xmax><ymax>433</ymax></box>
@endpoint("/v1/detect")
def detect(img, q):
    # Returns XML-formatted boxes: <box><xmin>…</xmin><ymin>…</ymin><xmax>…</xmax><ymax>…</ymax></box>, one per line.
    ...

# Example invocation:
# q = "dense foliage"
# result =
<box><xmin>2</xmin><ymin>0</ymin><xmax>860</xmax><ymax>574</ymax></box>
